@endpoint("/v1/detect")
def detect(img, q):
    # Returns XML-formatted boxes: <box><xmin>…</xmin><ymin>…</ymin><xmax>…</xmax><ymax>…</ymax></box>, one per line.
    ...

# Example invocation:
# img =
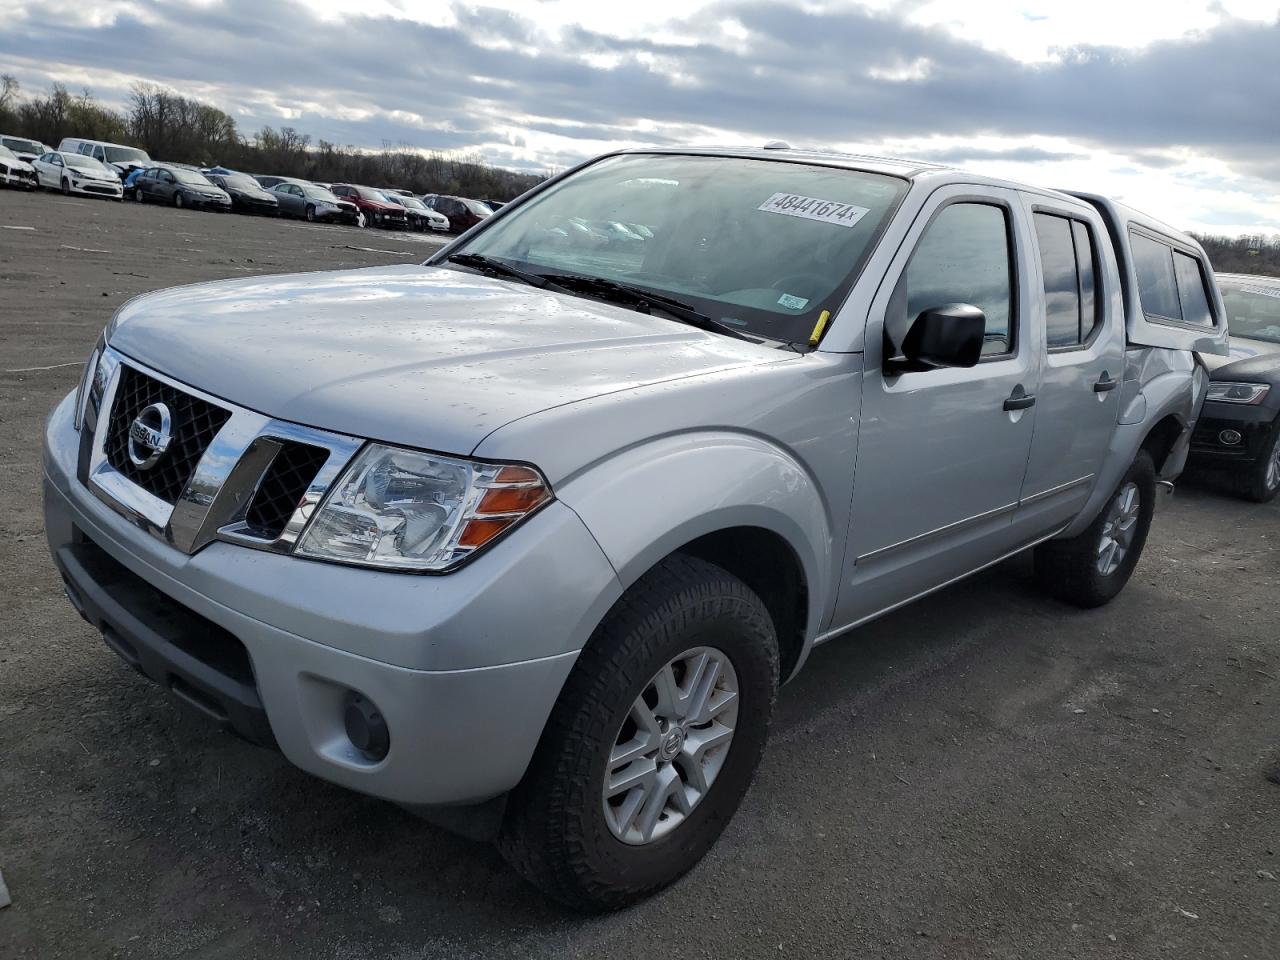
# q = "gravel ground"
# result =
<box><xmin>1</xmin><ymin>188</ymin><xmax>1278</xmax><ymax>959</ymax></box>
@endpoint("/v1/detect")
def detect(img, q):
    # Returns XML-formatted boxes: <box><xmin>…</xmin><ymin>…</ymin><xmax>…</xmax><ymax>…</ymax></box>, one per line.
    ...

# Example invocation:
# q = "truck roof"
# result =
<box><xmin>616</xmin><ymin>144</ymin><xmax>1091</xmax><ymax>208</ymax></box>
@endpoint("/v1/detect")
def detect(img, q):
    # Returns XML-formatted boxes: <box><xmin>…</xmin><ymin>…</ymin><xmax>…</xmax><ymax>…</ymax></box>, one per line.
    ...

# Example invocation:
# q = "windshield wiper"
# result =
<box><xmin>540</xmin><ymin>273</ymin><xmax>760</xmax><ymax>342</ymax></box>
<box><xmin>446</xmin><ymin>253</ymin><xmax>573</xmax><ymax>294</ymax></box>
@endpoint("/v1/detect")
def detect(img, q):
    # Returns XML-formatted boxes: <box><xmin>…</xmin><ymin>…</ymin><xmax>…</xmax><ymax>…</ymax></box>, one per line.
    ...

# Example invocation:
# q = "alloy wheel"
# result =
<box><xmin>1266</xmin><ymin>433</ymin><xmax>1280</xmax><ymax>492</ymax></box>
<box><xmin>603</xmin><ymin>646</ymin><xmax>739</xmax><ymax>845</ymax></box>
<box><xmin>1097</xmin><ymin>481</ymin><xmax>1140</xmax><ymax>576</ymax></box>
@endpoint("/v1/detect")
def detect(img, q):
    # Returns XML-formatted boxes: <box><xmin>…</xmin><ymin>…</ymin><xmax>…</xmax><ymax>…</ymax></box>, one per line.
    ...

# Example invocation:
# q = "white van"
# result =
<box><xmin>55</xmin><ymin>138</ymin><xmax>151</xmax><ymax>179</ymax></box>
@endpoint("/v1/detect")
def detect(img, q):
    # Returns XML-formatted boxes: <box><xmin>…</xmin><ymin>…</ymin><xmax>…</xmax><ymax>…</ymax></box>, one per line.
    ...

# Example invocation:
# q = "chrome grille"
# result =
<box><xmin>85</xmin><ymin>348</ymin><xmax>362</xmax><ymax>556</ymax></box>
<box><xmin>104</xmin><ymin>365</ymin><xmax>231</xmax><ymax>504</ymax></box>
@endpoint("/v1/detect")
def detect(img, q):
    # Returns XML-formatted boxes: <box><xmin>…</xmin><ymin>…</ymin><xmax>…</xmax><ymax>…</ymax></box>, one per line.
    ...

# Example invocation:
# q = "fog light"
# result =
<box><xmin>1219</xmin><ymin>429</ymin><xmax>1243</xmax><ymax>446</ymax></box>
<box><xmin>343</xmin><ymin>691</ymin><xmax>390</xmax><ymax>762</ymax></box>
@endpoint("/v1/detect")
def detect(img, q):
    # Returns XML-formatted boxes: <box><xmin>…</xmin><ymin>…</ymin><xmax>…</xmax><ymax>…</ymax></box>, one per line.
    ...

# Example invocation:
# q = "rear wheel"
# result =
<box><xmin>1034</xmin><ymin>451</ymin><xmax>1156</xmax><ymax>608</ymax></box>
<box><xmin>499</xmin><ymin>554</ymin><xmax>778</xmax><ymax>911</ymax></box>
<box><xmin>1235</xmin><ymin>420</ymin><xmax>1280</xmax><ymax>503</ymax></box>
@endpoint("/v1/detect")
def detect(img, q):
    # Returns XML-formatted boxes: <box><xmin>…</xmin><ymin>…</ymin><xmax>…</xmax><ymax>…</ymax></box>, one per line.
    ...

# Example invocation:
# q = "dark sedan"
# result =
<box><xmin>271</xmin><ymin>182</ymin><xmax>361</xmax><ymax>224</ymax></box>
<box><xmin>1190</xmin><ymin>272</ymin><xmax>1280</xmax><ymax>502</ymax></box>
<box><xmin>206</xmin><ymin>171</ymin><xmax>279</xmax><ymax>215</ymax></box>
<box><xmin>131</xmin><ymin>165</ymin><xmax>232</xmax><ymax>211</ymax></box>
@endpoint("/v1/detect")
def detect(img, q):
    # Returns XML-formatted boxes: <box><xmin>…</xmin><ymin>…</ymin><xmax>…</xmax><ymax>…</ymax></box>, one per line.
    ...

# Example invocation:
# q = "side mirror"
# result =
<box><xmin>891</xmin><ymin>303</ymin><xmax>986</xmax><ymax>372</ymax></box>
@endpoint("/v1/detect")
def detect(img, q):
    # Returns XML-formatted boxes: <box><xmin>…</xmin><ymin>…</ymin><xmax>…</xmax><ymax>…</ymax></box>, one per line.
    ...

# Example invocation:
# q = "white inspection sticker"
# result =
<box><xmin>777</xmin><ymin>293</ymin><xmax>809</xmax><ymax>310</ymax></box>
<box><xmin>757</xmin><ymin>193</ymin><xmax>871</xmax><ymax>229</ymax></box>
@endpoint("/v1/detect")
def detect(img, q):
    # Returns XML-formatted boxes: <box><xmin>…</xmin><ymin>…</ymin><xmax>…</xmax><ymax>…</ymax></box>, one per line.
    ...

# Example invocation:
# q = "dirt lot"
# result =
<box><xmin>1</xmin><ymin>188</ymin><xmax>1278</xmax><ymax>959</ymax></box>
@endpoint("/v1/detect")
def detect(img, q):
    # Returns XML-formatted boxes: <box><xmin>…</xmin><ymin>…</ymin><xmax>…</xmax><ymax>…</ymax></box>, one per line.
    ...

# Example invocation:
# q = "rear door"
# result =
<box><xmin>1016</xmin><ymin>197</ymin><xmax>1125</xmax><ymax>529</ymax></box>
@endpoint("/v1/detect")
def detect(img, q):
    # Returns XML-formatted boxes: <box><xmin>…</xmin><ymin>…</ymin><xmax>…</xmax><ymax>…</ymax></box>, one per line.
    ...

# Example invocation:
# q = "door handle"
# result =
<box><xmin>1093</xmin><ymin>372</ymin><xmax>1119</xmax><ymax>393</ymax></box>
<box><xmin>1003</xmin><ymin>386</ymin><xmax>1036</xmax><ymax>411</ymax></box>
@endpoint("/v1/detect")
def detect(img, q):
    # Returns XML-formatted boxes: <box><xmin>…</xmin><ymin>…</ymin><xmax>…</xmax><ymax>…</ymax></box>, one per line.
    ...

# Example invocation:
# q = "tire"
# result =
<box><xmin>134</xmin><ymin>187</ymin><xmax>144</xmax><ymax>203</ymax></box>
<box><xmin>498</xmin><ymin>554</ymin><xmax>779</xmax><ymax>911</ymax></box>
<box><xmin>61</xmin><ymin>178</ymin><xmax>70</xmax><ymax>196</ymax></box>
<box><xmin>174</xmin><ymin>191</ymin><xmax>184</xmax><ymax>209</ymax></box>
<box><xmin>1234</xmin><ymin>420</ymin><xmax>1280</xmax><ymax>503</ymax></box>
<box><xmin>305</xmin><ymin>204</ymin><xmax>316</xmax><ymax>222</ymax></box>
<box><xmin>1034</xmin><ymin>450</ymin><xmax>1156</xmax><ymax>608</ymax></box>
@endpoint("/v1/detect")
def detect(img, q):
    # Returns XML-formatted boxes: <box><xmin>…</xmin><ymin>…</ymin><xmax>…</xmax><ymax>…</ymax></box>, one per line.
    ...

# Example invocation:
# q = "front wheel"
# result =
<box><xmin>1235</xmin><ymin>420</ymin><xmax>1280</xmax><ymax>503</ymax></box>
<box><xmin>134</xmin><ymin>187</ymin><xmax>144</xmax><ymax>202</ymax></box>
<box><xmin>305</xmin><ymin>204</ymin><xmax>316</xmax><ymax>222</ymax></box>
<box><xmin>174</xmin><ymin>191</ymin><xmax>184</xmax><ymax>209</ymax></box>
<box><xmin>499</xmin><ymin>554</ymin><xmax>778</xmax><ymax>911</ymax></box>
<box><xmin>1034</xmin><ymin>451</ymin><xmax>1156</xmax><ymax>608</ymax></box>
<box><xmin>61</xmin><ymin>178</ymin><xmax>70</xmax><ymax>196</ymax></box>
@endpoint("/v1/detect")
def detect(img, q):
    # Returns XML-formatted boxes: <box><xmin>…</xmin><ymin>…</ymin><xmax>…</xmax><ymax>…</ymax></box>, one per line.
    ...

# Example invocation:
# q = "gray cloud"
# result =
<box><xmin>2</xmin><ymin>0</ymin><xmax>1277</xmax><ymax>185</ymax></box>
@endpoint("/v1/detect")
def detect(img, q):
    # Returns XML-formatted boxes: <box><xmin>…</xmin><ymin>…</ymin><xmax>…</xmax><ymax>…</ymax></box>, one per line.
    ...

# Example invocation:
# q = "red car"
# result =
<box><xmin>330</xmin><ymin>184</ymin><xmax>409</xmax><ymax>229</ymax></box>
<box><xmin>421</xmin><ymin>194</ymin><xmax>494</xmax><ymax>233</ymax></box>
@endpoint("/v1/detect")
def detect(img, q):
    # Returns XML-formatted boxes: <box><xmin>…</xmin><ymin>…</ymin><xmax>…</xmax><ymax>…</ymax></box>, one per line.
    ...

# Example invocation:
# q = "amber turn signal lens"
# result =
<box><xmin>477</xmin><ymin>485</ymin><xmax>549</xmax><ymax>515</ymax></box>
<box><xmin>495</xmin><ymin>464</ymin><xmax>542</xmax><ymax>484</ymax></box>
<box><xmin>458</xmin><ymin>517</ymin><xmax>516</xmax><ymax>549</ymax></box>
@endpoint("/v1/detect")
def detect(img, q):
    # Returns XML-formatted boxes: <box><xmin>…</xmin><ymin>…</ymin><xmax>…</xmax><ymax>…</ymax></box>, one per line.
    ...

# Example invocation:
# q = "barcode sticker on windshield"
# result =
<box><xmin>758</xmin><ymin>193</ymin><xmax>870</xmax><ymax>229</ymax></box>
<box><xmin>1238</xmin><ymin>284</ymin><xmax>1280</xmax><ymax>300</ymax></box>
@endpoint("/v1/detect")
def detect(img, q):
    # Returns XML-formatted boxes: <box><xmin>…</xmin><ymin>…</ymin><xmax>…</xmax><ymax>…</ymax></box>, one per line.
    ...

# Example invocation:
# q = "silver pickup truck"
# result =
<box><xmin>43</xmin><ymin>147</ymin><xmax>1226</xmax><ymax>910</ymax></box>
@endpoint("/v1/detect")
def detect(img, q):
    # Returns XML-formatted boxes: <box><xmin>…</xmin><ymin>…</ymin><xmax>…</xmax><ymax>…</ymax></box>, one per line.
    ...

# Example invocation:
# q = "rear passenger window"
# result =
<box><xmin>1033</xmin><ymin>213</ymin><xmax>1103</xmax><ymax>349</ymax></box>
<box><xmin>906</xmin><ymin>202</ymin><xmax>1014</xmax><ymax>357</ymax></box>
<box><xmin>1130</xmin><ymin>232</ymin><xmax>1182</xmax><ymax>321</ymax></box>
<box><xmin>1173</xmin><ymin>252</ymin><xmax>1214</xmax><ymax>326</ymax></box>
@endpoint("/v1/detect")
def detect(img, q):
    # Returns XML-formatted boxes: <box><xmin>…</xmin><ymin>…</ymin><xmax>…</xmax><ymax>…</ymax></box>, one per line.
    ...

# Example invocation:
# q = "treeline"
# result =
<box><xmin>0</xmin><ymin>77</ymin><xmax>545</xmax><ymax>200</ymax></box>
<box><xmin>1192</xmin><ymin>233</ymin><xmax>1280</xmax><ymax>278</ymax></box>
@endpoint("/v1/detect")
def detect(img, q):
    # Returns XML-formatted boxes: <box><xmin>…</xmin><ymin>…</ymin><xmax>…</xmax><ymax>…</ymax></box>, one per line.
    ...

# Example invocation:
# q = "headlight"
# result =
<box><xmin>73</xmin><ymin>338</ymin><xmax>106</xmax><ymax>432</ymax></box>
<box><xmin>295</xmin><ymin>444</ymin><xmax>552</xmax><ymax>572</ymax></box>
<box><xmin>1206</xmin><ymin>381</ymin><xmax>1270</xmax><ymax>405</ymax></box>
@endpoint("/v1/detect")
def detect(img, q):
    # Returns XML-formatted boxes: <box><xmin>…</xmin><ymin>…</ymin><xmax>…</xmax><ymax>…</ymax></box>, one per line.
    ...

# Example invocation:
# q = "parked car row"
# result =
<box><xmin>3</xmin><ymin>133</ymin><xmax>502</xmax><ymax>234</ymax></box>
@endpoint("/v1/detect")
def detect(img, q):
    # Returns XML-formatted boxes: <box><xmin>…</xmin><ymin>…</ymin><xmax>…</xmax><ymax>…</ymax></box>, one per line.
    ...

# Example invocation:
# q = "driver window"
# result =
<box><xmin>905</xmin><ymin>202</ymin><xmax>1015</xmax><ymax>357</ymax></box>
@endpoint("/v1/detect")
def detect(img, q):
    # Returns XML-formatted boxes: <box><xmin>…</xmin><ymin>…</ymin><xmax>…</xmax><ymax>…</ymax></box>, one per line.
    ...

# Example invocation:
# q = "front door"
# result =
<box><xmin>1016</xmin><ymin>198</ymin><xmax>1125</xmax><ymax>529</ymax></box>
<box><xmin>833</xmin><ymin>185</ymin><xmax>1042</xmax><ymax>629</ymax></box>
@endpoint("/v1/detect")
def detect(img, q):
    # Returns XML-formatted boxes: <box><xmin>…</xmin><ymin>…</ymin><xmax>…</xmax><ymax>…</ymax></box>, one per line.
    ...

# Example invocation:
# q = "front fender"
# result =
<box><xmin>555</xmin><ymin>431</ymin><xmax>834</xmax><ymax>661</ymax></box>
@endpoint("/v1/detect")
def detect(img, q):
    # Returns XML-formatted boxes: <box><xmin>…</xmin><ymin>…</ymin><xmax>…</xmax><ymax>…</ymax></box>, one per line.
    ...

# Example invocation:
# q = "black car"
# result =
<box><xmin>206</xmin><ymin>171</ymin><xmax>279</xmax><ymax>215</ymax></box>
<box><xmin>1190</xmin><ymin>272</ymin><xmax>1280</xmax><ymax>502</ymax></box>
<box><xmin>132</xmin><ymin>165</ymin><xmax>233</xmax><ymax>211</ymax></box>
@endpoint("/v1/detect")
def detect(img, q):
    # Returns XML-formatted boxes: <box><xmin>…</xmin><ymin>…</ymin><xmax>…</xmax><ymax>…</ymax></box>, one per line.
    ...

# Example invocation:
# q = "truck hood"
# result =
<box><xmin>107</xmin><ymin>264</ymin><xmax>789</xmax><ymax>454</ymax></box>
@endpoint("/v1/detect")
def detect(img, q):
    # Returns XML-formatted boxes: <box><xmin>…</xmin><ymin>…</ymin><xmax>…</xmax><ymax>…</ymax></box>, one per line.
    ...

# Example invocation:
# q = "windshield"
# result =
<box><xmin>303</xmin><ymin>186</ymin><xmax>341</xmax><ymax>203</ymax></box>
<box><xmin>3</xmin><ymin>137</ymin><xmax>43</xmax><ymax>154</ymax></box>
<box><xmin>353</xmin><ymin>186</ymin><xmax>390</xmax><ymax>202</ymax></box>
<box><xmin>103</xmin><ymin>145</ymin><xmax>149</xmax><ymax>164</ymax></box>
<box><xmin>1221</xmin><ymin>278</ymin><xmax>1280</xmax><ymax>345</ymax></box>
<box><xmin>64</xmin><ymin>154</ymin><xmax>110</xmax><ymax>173</ymax></box>
<box><xmin>453</xmin><ymin>153</ymin><xmax>907</xmax><ymax>342</ymax></box>
<box><xmin>219</xmin><ymin>173</ymin><xmax>260</xmax><ymax>190</ymax></box>
<box><xmin>170</xmin><ymin>168</ymin><xmax>214</xmax><ymax>186</ymax></box>
<box><xmin>464</xmin><ymin>199</ymin><xmax>494</xmax><ymax>216</ymax></box>
<box><xmin>399</xmin><ymin>197</ymin><xmax>427</xmax><ymax>211</ymax></box>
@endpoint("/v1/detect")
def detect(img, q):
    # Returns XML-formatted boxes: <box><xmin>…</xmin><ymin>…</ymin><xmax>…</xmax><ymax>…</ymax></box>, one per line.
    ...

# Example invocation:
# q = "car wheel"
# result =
<box><xmin>134</xmin><ymin>187</ymin><xmax>144</xmax><ymax>203</ymax></box>
<box><xmin>61</xmin><ymin>177</ymin><xmax>70</xmax><ymax>196</ymax></box>
<box><xmin>1034</xmin><ymin>450</ymin><xmax>1156</xmax><ymax>608</ymax></box>
<box><xmin>305</xmin><ymin>204</ymin><xmax>316</xmax><ymax>222</ymax></box>
<box><xmin>174</xmin><ymin>191</ymin><xmax>184</xmax><ymax>209</ymax></box>
<box><xmin>1234</xmin><ymin>420</ymin><xmax>1280</xmax><ymax>503</ymax></box>
<box><xmin>499</xmin><ymin>553</ymin><xmax>778</xmax><ymax>911</ymax></box>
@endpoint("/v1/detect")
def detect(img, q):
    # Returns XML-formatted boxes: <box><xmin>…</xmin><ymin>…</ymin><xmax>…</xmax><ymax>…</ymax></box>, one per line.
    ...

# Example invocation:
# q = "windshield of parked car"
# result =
<box><xmin>218</xmin><ymin>173</ymin><xmax>261</xmax><ymax>190</ymax></box>
<box><xmin>1221</xmin><ymin>278</ymin><xmax>1280</xmax><ymax>344</ymax></box>
<box><xmin>463</xmin><ymin>199</ymin><xmax>493</xmax><ymax>216</ymax></box>
<box><xmin>352</xmin><ymin>186</ymin><xmax>390</xmax><ymax>202</ymax></box>
<box><xmin>3</xmin><ymin>137</ymin><xmax>44</xmax><ymax>154</ymax></box>
<box><xmin>167</xmin><ymin>168</ymin><xmax>214</xmax><ymax>186</ymax></box>
<box><xmin>63</xmin><ymin>154</ymin><xmax>111</xmax><ymax>173</ymax></box>
<box><xmin>103</xmin><ymin>145</ymin><xmax>149</xmax><ymax>164</ymax></box>
<box><xmin>303</xmin><ymin>185</ymin><xmax>341</xmax><ymax>203</ymax></box>
<box><xmin>398</xmin><ymin>197</ymin><xmax>428</xmax><ymax>211</ymax></box>
<box><xmin>453</xmin><ymin>153</ymin><xmax>908</xmax><ymax>342</ymax></box>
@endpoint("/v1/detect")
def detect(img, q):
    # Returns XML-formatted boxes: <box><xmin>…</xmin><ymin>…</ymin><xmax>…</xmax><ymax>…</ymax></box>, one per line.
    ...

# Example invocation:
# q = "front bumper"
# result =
<box><xmin>1</xmin><ymin>168</ymin><xmax>36</xmax><ymax>189</ymax></box>
<box><xmin>43</xmin><ymin>391</ymin><xmax>622</xmax><ymax>805</ymax></box>
<box><xmin>69</xmin><ymin>179</ymin><xmax>123</xmax><ymax>199</ymax></box>
<box><xmin>1190</xmin><ymin>401</ymin><xmax>1278</xmax><ymax>463</ymax></box>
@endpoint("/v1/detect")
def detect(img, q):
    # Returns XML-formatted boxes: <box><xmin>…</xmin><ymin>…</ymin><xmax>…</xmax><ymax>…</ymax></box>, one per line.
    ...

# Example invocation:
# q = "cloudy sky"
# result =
<box><xmin>2</xmin><ymin>0</ymin><xmax>1278</xmax><ymax>235</ymax></box>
